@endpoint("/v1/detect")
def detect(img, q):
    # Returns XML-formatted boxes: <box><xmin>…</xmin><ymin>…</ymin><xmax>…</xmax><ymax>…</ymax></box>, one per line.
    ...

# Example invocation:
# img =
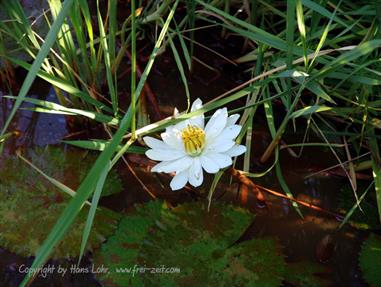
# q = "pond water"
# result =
<box><xmin>0</xmin><ymin>27</ymin><xmax>378</xmax><ymax>287</ymax></box>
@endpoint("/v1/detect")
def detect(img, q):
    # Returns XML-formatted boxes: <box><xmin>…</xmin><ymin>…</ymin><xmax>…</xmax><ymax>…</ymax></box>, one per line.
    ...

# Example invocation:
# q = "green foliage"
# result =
<box><xmin>0</xmin><ymin>173</ymin><xmax>120</xmax><ymax>259</ymax></box>
<box><xmin>95</xmin><ymin>200</ymin><xmax>330</xmax><ymax>286</ymax></box>
<box><xmin>0</xmin><ymin>1</ymin><xmax>49</xmax><ymax>68</ymax></box>
<box><xmin>95</xmin><ymin>201</ymin><xmax>293</xmax><ymax>287</ymax></box>
<box><xmin>0</xmin><ymin>146</ymin><xmax>123</xmax><ymax>258</ymax></box>
<box><xmin>1</xmin><ymin>146</ymin><xmax>123</xmax><ymax>197</ymax></box>
<box><xmin>94</xmin><ymin>200</ymin><xmax>168</xmax><ymax>286</ymax></box>
<box><xmin>359</xmin><ymin>234</ymin><xmax>381</xmax><ymax>287</ymax></box>
<box><xmin>196</xmin><ymin>0</ymin><xmax>381</xmax><ymax>223</ymax></box>
<box><xmin>138</xmin><ymin>202</ymin><xmax>264</xmax><ymax>287</ymax></box>
<box><xmin>140</xmin><ymin>235</ymin><xmax>285</xmax><ymax>287</ymax></box>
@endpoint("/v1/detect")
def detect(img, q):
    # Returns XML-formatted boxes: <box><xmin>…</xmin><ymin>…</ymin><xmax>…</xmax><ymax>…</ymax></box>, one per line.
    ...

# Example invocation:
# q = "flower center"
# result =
<box><xmin>181</xmin><ymin>125</ymin><xmax>205</xmax><ymax>156</ymax></box>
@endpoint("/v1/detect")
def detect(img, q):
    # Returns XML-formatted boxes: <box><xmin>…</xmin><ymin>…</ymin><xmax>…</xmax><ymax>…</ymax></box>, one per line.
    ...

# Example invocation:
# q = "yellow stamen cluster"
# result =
<box><xmin>181</xmin><ymin>125</ymin><xmax>205</xmax><ymax>156</ymax></box>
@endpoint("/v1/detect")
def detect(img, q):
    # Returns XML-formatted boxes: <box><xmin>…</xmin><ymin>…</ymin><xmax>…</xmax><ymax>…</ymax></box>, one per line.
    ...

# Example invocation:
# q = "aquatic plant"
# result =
<box><xmin>144</xmin><ymin>98</ymin><xmax>246</xmax><ymax>190</ymax></box>
<box><xmin>0</xmin><ymin>155</ymin><xmax>120</xmax><ymax>258</ymax></box>
<box><xmin>93</xmin><ymin>201</ymin><xmax>169</xmax><ymax>286</ymax></box>
<box><xmin>1</xmin><ymin>146</ymin><xmax>123</xmax><ymax>197</ymax></box>
<box><xmin>0</xmin><ymin>188</ymin><xmax>119</xmax><ymax>259</ymax></box>
<box><xmin>94</xmin><ymin>200</ymin><xmax>330</xmax><ymax>286</ymax></box>
<box><xmin>94</xmin><ymin>201</ymin><xmax>288</xmax><ymax>286</ymax></box>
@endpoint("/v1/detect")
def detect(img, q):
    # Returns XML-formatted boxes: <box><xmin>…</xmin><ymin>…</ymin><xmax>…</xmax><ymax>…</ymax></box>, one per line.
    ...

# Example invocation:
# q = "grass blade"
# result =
<box><xmin>339</xmin><ymin>183</ymin><xmax>374</xmax><ymax>229</ymax></box>
<box><xmin>1</xmin><ymin>0</ymin><xmax>75</xmax><ymax>137</ymax></box>
<box><xmin>296</xmin><ymin>0</ymin><xmax>308</xmax><ymax>67</ymax></box>
<box><xmin>369</xmin><ymin>130</ymin><xmax>381</xmax><ymax>224</ymax></box>
<box><xmin>131</xmin><ymin>0</ymin><xmax>137</xmax><ymax>137</ymax></box>
<box><xmin>20</xmin><ymin>3</ymin><xmax>179</xmax><ymax>285</ymax></box>
<box><xmin>5</xmin><ymin>96</ymin><xmax>118</xmax><ymax>125</ymax></box>
<box><xmin>17</xmin><ymin>152</ymin><xmax>91</xmax><ymax>206</ymax></box>
<box><xmin>263</xmin><ymin>88</ymin><xmax>302</xmax><ymax>216</ymax></box>
<box><xmin>63</xmin><ymin>140</ymin><xmax>147</xmax><ymax>154</ymax></box>
<box><xmin>78</xmin><ymin>161</ymin><xmax>110</xmax><ymax>264</ymax></box>
<box><xmin>124</xmin><ymin>0</ymin><xmax>180</xmax><ymax>130</ymax></box>
<box><xmin>168</xmin><ymin>31</ymin><xmax>191</xmax><ymax>111</ymax></box>
<box><xmin>96</xmin><ymin>0</ymin><xmax>118</xmax><ymax>114</ymax></box>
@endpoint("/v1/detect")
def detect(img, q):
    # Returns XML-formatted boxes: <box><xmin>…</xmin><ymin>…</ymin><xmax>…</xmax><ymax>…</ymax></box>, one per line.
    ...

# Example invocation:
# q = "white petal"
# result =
<box><xmin>161</xmin><ymin>129</ymin><xmax>183</xmax><ymax>151</ymax></box>
<box><xmin>200</xmin><ymin>155</ymin><xmax>220</xmax><ymax>174</ymax></box>
<box><xmin>226</xmin><ymin>114</ymin><xmax>240</xmax><ymax>126</ymax></box>
<box><xmin>210</xmin><ymin>125</ymin><xmax>241</xmax><ymax>144</ymax></box>
<box><xmin>188</xmin><ymin>158</ymin><xmax>203</xmax><ymax>187</ymax></box>
<box><xmin>151</xmin><ymin>161</ymin><xmax>166</xmax><ymax>172</ymax></box>
<box><xmin>204</xmin><ymin>108</ymin><xmax>228</xmax><ymax>141</ymax></box>
<box><xmin>224</xmin><ymin>145</ymin><xmax>247</xmax><ymax>157</ymax></box>
<box><xmin>173</xmin><ymin>119</ymin><xmax>189</xmax><ymax>132</ymax></box>
<box><xmin>151</xmin><ymin>156</ymin><xmax>192</xmax><ymax>173</ymax></box>
<box><xmin>208</xmin><ymin>153</ymin><xmax>232</xmax><ymax>168</ymax></box>
<box><xmin>170</xmin><ymin>170</ymin><xmax>189</xmax><ymax>190</ymax></box>
<box><xmin>146</xmin><ymin>149</ymin><xmax>185</xmax><ymax>161</ymax></box>
<box><xmin>205</xmin><ymin>139</ymin><xmax>235</xmax><ymax>153</ymax></box>
<box><xmin>189</xmin><ymin>115</ymin><xmax>204</xmax><ymax>129</ymax></box>
<box><xmin>189</xmin><ymin>98</ymin><xmax>205</xmax><ymax>128</ymax></box>
<box><xmin>191</xmin><ymin>98</ymin><xmax>203</xmax><ymax>111</ymax></box>
<box><xmin>143</xmin><ymin>136</ymin><xmax>170</xmax><ymax>149</ymax></box>
<box><xmin>224</xmin><ymin>125</ymin><xmax>241</xmax><ymax>139</ymax></box>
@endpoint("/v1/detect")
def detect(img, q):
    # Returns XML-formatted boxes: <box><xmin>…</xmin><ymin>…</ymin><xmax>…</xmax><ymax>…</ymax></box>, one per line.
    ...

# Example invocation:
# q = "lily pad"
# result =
<box><xmin>359</xmin><ymin>234</ymin><xmax>381</xmax><ymax>287</ymax></box>
<box><xmin>0</xmin><ymin>183</ymin><xmax>120</xmax><ymax>259</ymax></box>
<box><xmin>139</xmin><ymin>202</ymin><xmax>281</xmax><ymax>287</ymax></box>
<box><xmin>93</xmin><ymin>200</ymin><xmax>168</xmax><ymax>286</ymax></box>
<box><xmin>1</xmin><ymin>146</ymin><xmax>123</xmax><ymax>197</ymax></box>
<box><xmin>95</xmin><ymin>201</ymin><xmax>289</xmax><ymax>287</ymax></box>
<box><xmin>0</xmin><ymin>147</ymin><xmax>121</xmax><ymax>258</ymax></box>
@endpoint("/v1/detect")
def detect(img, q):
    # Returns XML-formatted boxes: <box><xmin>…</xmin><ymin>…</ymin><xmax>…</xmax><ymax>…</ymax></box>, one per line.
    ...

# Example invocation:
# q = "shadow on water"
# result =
<box><xmin>0</xmin><ymin>27</ymin><xmax>377</xmax><ymax>287</ymax></box>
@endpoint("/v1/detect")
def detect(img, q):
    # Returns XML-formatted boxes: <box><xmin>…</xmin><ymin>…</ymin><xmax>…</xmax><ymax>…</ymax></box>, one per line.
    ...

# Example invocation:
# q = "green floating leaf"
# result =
<box><xmin>2</xmin><ymin>146</ymin><xmax>123</xmax><ymax>197</ymax></box>
<box><xmin>140</xmin><ymin>232</ymin><xmax>284</xmax><ymax>287</ymax></box>
<box><xmin>359</xmin><ymin>234</ymin><xmax>381</xmax><ymax>287</ymax></box>
<box><xmin>0</xmin><ymin>146</ymin><xmax>123</xmax><ymax>258</ymax></box>
<box><xmin>95</xmin><ymin>201</ymin><xmax>291</xmax><ymax>287</ymax></box>
<box><xmin>94</xmin><ymin>200</ymin><xmax>168</xmax><ymax>287</ymax></box>
<box><xmin>0</xmin><ymin>175</ymin><xmax>119</xmax><ymax>259</ymax></box>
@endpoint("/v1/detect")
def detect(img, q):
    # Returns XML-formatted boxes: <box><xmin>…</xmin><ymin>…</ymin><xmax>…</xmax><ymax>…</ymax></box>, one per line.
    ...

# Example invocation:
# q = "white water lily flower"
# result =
<box><xmin>143</xmin><ymin>98</ymin><xmax>246</xmax><ymax>190</ymax></box>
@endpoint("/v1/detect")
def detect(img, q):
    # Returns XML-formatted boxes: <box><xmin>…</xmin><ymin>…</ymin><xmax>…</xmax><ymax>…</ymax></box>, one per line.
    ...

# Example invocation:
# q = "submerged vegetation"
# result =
<box><xmin>0</xmin><ymin>0</ymin><xmax>381</xmax><ymax>286</ymax></box>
